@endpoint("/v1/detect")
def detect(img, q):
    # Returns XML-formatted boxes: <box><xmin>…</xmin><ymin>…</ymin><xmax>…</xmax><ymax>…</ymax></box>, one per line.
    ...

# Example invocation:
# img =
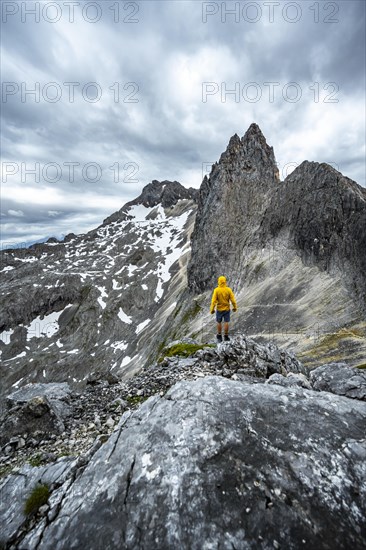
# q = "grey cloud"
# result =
<box><xmin>1</xmin><ymin>0</ymin><xmax>364</xmax><ymax>245</ymax></box>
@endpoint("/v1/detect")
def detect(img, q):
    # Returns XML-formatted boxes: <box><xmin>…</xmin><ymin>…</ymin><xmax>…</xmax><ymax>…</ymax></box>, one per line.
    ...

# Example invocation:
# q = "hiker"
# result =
<box><xmin>210</xmin><ymin>276</ymin><xmax>237</xmax><ymax>342</ymax></box>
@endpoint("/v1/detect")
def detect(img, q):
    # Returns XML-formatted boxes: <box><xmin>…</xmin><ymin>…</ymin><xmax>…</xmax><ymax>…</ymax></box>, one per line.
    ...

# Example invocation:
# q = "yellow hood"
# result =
<box><xmin>218</xmin><ymin>276</ymin><xmax>227</xmax><ymax>287</ymax></box>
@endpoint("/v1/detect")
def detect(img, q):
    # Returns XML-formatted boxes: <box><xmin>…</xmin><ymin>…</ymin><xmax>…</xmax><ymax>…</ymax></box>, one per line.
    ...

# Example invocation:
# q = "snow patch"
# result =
<box><xmin>128</xmin><ymin>264</ymin><xmax>138</xmax><ymax>277</ymax></box>
<box><xmin>97</xmin><ymin>286</ymin><xmax>108</xmax><ymax>309</ymax></box>
<box><xmin>118</xmin><ymin>307</ymin><xmax>132</xmax><ymax>324</ymax></box>
<box><xmin>136</xmin><ymin>319</ymin><xmax>151</xmax><ymax>334</ymax></box>
<box><xmin>127</xmin><ymin>204</ymin><xmax>154</xmax><ymax>221</ymax></box>
<box><xmin>112</xmin><ymin>279</ymin><xmax>122</xmax><ymax>290</ymax></box>
<box><xmin>0</xmin><ymin>329</ymin><xmax>14</xmax><ymax>345</ymax></box>
<box><xmin>121</xmin><ymin>356</ymin><xmax>131</xmax><ymax>367</ymax></box>
<box><xmin>111</xmin><ymin>341</ymin><xmax>128</xmax><ymax>352</ymax></box>
<box><xmin>6</xmin><ymin>351</ymin><xmax>26</xmax><ymax>361</ymax></box>
<box><xmin>12</xmin><ymin>377</ymin><xmax>24</xmax><ymax>388</ymax></box>
<box><xmin>150</xmin><ymin>211</ymin><xmax>189</xmax><ymax>301</ymax></box>
<box><xmin>25</xmin><ymin>307</ymin><xmax>71</xmax><ymax>340</ymax></box>
<box><xmin>97</xmin><ymin>297</ymin><xmax>107</xmax><ymax>309</ymax></box>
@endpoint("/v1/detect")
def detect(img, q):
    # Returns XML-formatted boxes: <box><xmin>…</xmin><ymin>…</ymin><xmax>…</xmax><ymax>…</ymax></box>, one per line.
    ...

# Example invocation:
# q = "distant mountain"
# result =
<box><xmin>0</xmin><ymin>180</ymin><xmax>198</xmax><ymax>406</ymax></box>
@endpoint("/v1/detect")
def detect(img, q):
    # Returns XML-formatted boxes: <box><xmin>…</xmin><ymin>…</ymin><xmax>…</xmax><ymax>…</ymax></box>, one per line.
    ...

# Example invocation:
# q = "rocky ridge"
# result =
<box><xmin>0</xmin><ymin>335</ymin><xmax>305</xmax><ymax>473</ymax></box>
<box><xmin>103</xmin><ymin>179</ymin><xmax>199</xmax><ymax>224</ymax></box>
<box><xmin>1</xmin><ymin>123</ymin><xmax>366</xmax><ymax>548</ymax></box>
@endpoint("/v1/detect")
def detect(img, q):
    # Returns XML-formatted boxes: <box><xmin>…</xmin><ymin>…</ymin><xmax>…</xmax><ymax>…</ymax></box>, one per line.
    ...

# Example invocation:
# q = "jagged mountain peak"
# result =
<box><xmin>218</xmin><ymin>124</ymin><xmax>279</xmax><ymax>184</ymax></box>
<box><xmin>225</xmin><ymin>123</ymin><xmax>267</xmax><ymax>152</ymax></box>
<box><xmin>242</xmin><ymin>122</ymin><xmax>267</xmax><ymax>144</ymax></box>
<box><xmin>188</xmin><ymin>124</ymin><xmax>366</xmax><ymax>345</ymax></box>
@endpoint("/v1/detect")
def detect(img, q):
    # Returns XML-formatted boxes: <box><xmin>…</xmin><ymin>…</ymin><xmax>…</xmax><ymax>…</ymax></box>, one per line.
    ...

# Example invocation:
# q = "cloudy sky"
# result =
<box><xmin>1</xmin><ymin>0</ymin><xmax>365</xmax><ymax>246</ymax></box>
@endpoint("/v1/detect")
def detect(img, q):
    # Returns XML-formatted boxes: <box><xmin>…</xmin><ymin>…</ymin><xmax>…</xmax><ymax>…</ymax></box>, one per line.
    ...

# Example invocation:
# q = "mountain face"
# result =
<box><xmin>186</xmin><ymin>124</ymin><xmax>366</xmax><ymax>365</ymax></box>
<box><xmin>0</xmin><ymin>180</ymin><xmax>197</xmax><ymax>408</ymax></box>
<box><xmin>188</xmin><ymin>124</ymin><xmax>280</xmax><ymax>294</ymax></box>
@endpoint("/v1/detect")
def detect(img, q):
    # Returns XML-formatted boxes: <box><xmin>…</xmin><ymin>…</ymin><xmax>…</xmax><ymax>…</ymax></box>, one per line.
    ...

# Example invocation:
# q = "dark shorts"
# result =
<box><xmin>216</xmin><ymin>309</ymin><xmax>230</xmax><ymax>323</ymax></box>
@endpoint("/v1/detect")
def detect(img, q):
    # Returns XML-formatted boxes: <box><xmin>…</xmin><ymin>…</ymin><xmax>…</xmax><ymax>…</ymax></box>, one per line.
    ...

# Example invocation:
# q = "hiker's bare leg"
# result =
<box><xmin>224</xmin><ymin>322</ymin><xmax>229</xmax><ymax>335</ymax></box>
<box><xmin>217</xmin><ymin>322</ymin><xmax>222</xmax><ymax>334</ymax></box>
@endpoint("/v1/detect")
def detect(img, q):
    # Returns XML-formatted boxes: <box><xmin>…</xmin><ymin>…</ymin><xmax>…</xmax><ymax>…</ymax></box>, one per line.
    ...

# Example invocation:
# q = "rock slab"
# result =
<box><xmin>7</xmin><ymin>376</ymin><xmax>365</xmax><ymax>550</ymax></box>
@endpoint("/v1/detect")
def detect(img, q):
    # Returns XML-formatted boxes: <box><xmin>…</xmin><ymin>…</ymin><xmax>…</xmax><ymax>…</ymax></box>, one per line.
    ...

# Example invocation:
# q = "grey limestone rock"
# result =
<box><xmin>0</xmin><ymin>384</ymin><xmax>71</xmax><ymax>447</ymax></box>
<box><xmin>0</xmin><ymin>459</ymin><xmax>75</xmax><ymax>545</ymax></box>
<box><xmin>187</xmin><ymin>125</ymin><xmax>366</xmax><ymax>311</ymax></box>
<box><xmin>260</xmin><ymin>161</ymin><xmax>366</xmax><ymax>308</ymax></box>
<box><xmin>310</xmin><ymin>362</ymin><xmax>366</xmax><ymax>401</ymax></box>
<box><xmin>267</xmin><ymin>372</ymin><xmax>312</xmax><ymax>389</ymax></box>
<box><xmin>1</xmin><ymin>326</ymin><xmax>28</xmax><ymax>360</ymax></box>
<box><xmin>6</xmin><ymin>382</ymin><xmax>72</xmax><ymax>420</ymax></box>
<box><xmin>0</xmin><ymin>180</ymin><xmax>197</xmax><ymax>405</ymax></box>
<box><xmin>6</xmin><ymin>376</ymin><xmax>365</xmax><ymax>550</ymax></box>
<box><xmin>7</xmin><ymin>383</ymin><xmax>71</xmax><ymax>408</ymax></box>
<box><xmin>188</xmin><ymin>123</ymin><xmax>280</xmax><ymax>294</ymax></box>
<box><xmin>0</xmin><ymin>394</ymin><xmax>65</xmax><ymax>447</ymax></box>
<box><xmin>193</xmin><ymin>335</ymin><xmax>306</xmax><ymax>379</ymax></box>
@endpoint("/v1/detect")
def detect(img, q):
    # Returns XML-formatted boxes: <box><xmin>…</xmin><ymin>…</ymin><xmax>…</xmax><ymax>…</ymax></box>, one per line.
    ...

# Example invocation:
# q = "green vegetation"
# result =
<box><xmin>172</xmin><ymin>304</ymin><xmax>182</xmax><ymax>318</ymax></box>
<box><xmin>24</xmin><ymin>483</ymin><xmax>50</xmax><ymax>516</ymax></box>
<box><xmin>159</xmin><ymin>342</ymin><xmax>214</xmax><ymax>363</ymax></box>
<box><xmin>300</xmin><ymin>326</ymin><xmax>366</xmax><ymax>366</ymax></box>
<box><xmin>356</xmin><ymin>363</ymin><xmax>366</xmax><ymax>369</ymax></box>
<box><xmin>126</xmin><ymin>395</ymin><xmax>148</xmax><ymax>406</ymax></box>
<box><xmin>28</xmin><ymin>453</ymin><xmax>43</xmax><ymax>467</ymax></box>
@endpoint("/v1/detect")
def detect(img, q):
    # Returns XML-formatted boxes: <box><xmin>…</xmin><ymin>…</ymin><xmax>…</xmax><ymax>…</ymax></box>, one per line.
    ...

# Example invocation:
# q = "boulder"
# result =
<box><xmin>266</xmin><ymin>372</ymin><xmax>312</xmax><ymax>389</ymax></box>
<box><xmin>0</xmin><ymin>383</ymin><xmax>71</xmax><ymax>447</ymax></box>
<box><xmin>7</xmin><ymin>382</ymin><xmax>72</xmax><ymax>418</ymax></box>
<box><xmin>194</xmin><ymin>335</ymin><xmax>306</xmax><ymax>379</ymax></box>
<box><xmin>0</xmin><ymin>395</ymin><xmax>66</xmax><ymax>447</ymax></box>
<box><xmin>310</xmin><ymin>362</ymin><xmax>366</xmax><ymax>401</ymax></box>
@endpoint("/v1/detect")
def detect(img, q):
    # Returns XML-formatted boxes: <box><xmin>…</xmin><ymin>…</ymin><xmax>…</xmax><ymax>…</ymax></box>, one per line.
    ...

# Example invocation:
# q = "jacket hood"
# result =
<box><xmin>218</xmin><ymin>276</ymin><xmax>227</xmax><ymax>287</ymax></box>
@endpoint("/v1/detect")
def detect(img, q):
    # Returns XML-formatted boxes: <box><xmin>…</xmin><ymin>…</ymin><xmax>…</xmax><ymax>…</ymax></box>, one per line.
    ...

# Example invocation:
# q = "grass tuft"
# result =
<box><xmin>24</xmin><ymin>483</ymin><xmax>50</xmax><ymax>516</ymax></box>
<box><xmin>159</xmin><ymin>342</ymin><xmax>214</xmax><ymax>362</ymax></box>
<box><xmin>126</xmin><ymin>395</ymin><xmax>148</xmax><ymax>406</ymax></box>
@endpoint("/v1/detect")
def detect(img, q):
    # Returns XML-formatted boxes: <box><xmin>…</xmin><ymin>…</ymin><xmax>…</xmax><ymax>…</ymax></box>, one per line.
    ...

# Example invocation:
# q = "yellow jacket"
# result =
<box><xmin>210</xmin><ymin>276</ymin><xmax>237</xmax><ymax>313</ymax></box>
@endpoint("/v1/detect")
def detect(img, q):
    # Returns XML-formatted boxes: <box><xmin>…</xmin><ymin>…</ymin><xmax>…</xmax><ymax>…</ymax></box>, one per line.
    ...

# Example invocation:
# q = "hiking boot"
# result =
<box><xmin>216</xmin><ymin>334</ymin><xmax>223</xmax><ymax>343</ymax></box>
<box><xmin>224</xmin><ymin>335</ymin><xmax>230</xmax><ymax>342</ymax></box>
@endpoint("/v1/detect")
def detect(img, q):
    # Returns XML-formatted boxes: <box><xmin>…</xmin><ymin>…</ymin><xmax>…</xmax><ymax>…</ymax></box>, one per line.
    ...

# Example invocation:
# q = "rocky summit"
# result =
<box><xmin>1</xmin><ymin>124</ymin><xmax>366</xmax><ymax>548</ymax></box>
